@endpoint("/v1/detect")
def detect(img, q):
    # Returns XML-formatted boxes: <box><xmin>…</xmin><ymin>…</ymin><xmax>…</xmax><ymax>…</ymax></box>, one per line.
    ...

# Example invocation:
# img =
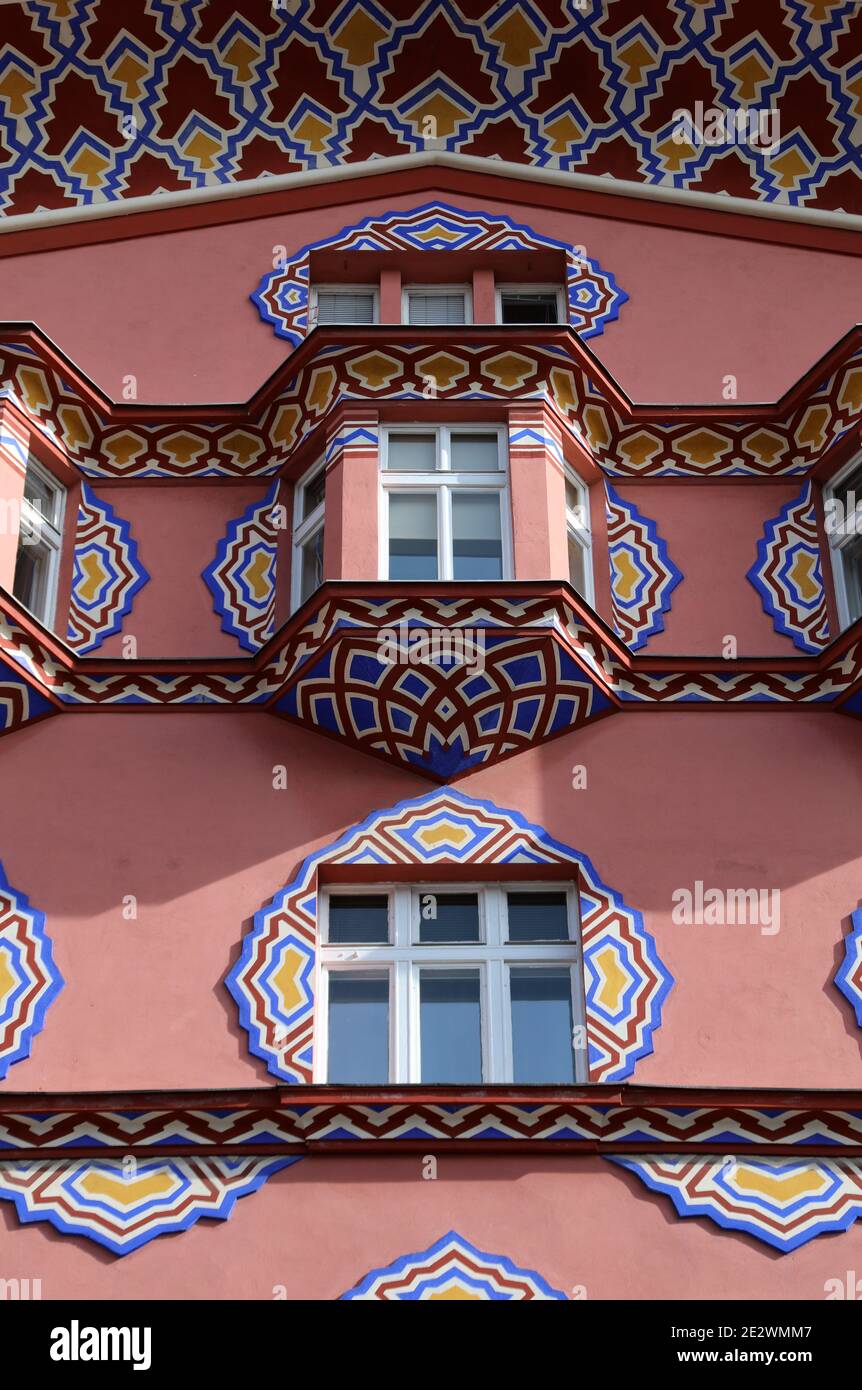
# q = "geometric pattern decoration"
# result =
<box><xmin>252</xmin><ymin>202</ymin><xmax>628</xmax><ymax>345</ymax></box>
<box><xmin>612</xmin><ymin>1155</ymin><xmax>862</xmax><ymax>1253</ymax></box>
<box><xmin>0</xmin><ymin>655</ymin><xmax>57</xmax><ymax>738</ymax></box>
<box><xmin>4</xmin><ymin>326</ymin><xmax>862</xmax><ymax>482</ymax></box>
<box><xmin>274</xmin><ymin>622</ymin><xmax>615</xmax><ymax>780</ymax></box>
<box><xmin>225</xmin><ymin>787</ymin><xmax>673</xmax><ymax>1086</ymax></box>
<box><xmin>341</xmin><ymin>1232</ymin><xmax>567</xmax><ymax>1299</ymax></box>
<box><xmin>0</xmin><ymin>3</ymin><xmax>858</xmax><ymax>216</ymax></box>
<box><xmin>0</xmin><ymin>1155</ymin><xmax>297</xmax><ymax>1257</ymax></box>
<box><xmin>202</xmin><ymin>482</ymin><xmax>279</xmax><ymax>652</ymax></box>
<box><xmin>747</xmin><ymin>483</ymin><xmax>830</xmax><ymax>653</ymax></box>
<box><xmin>8</xmin><ymin>1097</ymin><xmax>862</xmax><ymax>1156</ymax></box>
<box><xmin>605</xmin><ymin>484</ymin><xmax>682</xmax><ymax>650</ymax></box>
<box><xmin>8</xmin><ymin>577</ymin><xmax>862</xmax><ymax>768</ymax></box>
<box><xmin>835</xmin><ymin>907</ymin><xmax>862</xmax><ymax>1027</ymax></box>
<box><xmin>0</xmin><ymin>861</ymin><xmax>63</xmax><ymax>1080</ymax></box>
<box><xmin>66</xmin><ymin>483</ymin><xmax>150</xmax><ymax>653</ymax></box>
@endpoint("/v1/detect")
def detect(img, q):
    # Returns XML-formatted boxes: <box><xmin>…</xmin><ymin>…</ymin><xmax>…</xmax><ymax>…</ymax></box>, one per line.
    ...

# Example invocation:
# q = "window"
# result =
<box><xmin>564</xmin><ymin>466</ymin><xmax>593</xmax><ymax>602</ymax></box>
<box><xmin>311</xmin><ymin>286</ymin><xmax>377</xmax><ymax>326</ymax></box>
<box><xmin>12</xmin><ymin>459</ymin><xmax>65</xmax><ymax>626</ymax></box>
<box><xmin>291</xmin><ymin>461</ymin><xmax>325</xmax><ymax>611</ymax></box>
<box><xmin>403</xmin><ymin>286</ymin><xmax>470</xmax><ymax>326</ymax></box>
<box><xmin>381</xmin><ymin>425</ymin><xmax>511</xmax><ymax>582</ymax></box>
<box><xmin>498</xmin><ymin>285</ymin><xmax>563</xmax><ymax>325</ymax></box>
<box><xmin>826</xmin><ymin>458</ymin><xmax>862</xmax><ymax>628</ymax></box>
<box><xmin>316</xmin><ymin>883</ymin><xmax>586</xmax><ymax>1084</ymax></box>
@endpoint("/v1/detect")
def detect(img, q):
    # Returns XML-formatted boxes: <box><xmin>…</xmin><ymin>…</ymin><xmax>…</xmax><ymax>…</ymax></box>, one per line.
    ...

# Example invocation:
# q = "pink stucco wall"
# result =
<box><xmin>0</xmin><ymin>1153</ymin><xmax>859</xmax><ymax>1301</ymax></box>
<box><xmin>80</xmin><ymin>483</ymin><xmax>271</xmax><ymax>658</ymax></box>
<box><xmin>0</xmin><ymin>708</ymin><xmax>859</xmax><ymax>1094</ymax></box>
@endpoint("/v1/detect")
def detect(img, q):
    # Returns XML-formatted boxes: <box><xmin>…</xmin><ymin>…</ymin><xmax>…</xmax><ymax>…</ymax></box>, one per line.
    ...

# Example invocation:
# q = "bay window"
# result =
<box><xmin>381</xmin><ymin>425</ymin><xmax>511</xmax><ymax>582</ymax></box>
<box><xmin>291</xmin><ymin>460</ymin><xmax>325</xmax><ymax>611</ymax></box>
<box><xmin>12</xmin><ymin>459</ymin><xmax>65</xmax><ymax>626</ymax></box>
<box><xmin>565</xmin><ymin>465</ymin><xmax>593</xmax><ymax>602</ymax></box>
<box><xmin>316</xmin><ymin>883</ymin><xmax>587</xmax><ymax>1084</ymax></box>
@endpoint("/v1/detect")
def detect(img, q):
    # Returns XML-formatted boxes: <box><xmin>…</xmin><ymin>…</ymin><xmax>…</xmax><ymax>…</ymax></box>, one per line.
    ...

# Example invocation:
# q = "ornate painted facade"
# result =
<box><xmin>0</xmin><ymin>0</ymin><xmax>861</xmax><ymax>1312</ymax></box>
<box><xmin>0</xmin><ymin>2</ymin><xmax>858</xmax><ymax>216</ymax></box>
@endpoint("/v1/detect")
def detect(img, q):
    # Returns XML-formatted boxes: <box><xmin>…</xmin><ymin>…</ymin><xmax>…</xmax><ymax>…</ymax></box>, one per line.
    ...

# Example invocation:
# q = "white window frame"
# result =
<box><xmin>402</xmin><ymin>283</ymin><xmax>472</xmax><ymax>326</ymax></box>
<box><xmin>379</xmin><ymin>423</ymin><xmax>513</xmax><ymax>582</ymax></box>
<box><xmin>314</xmin><ymin>881</ymin><xmax>588</xmax><ymax>1085</ymax></box>
<box><xmin>309</xmin><ymin>283</ymin><xmax>379</xmax><ymax>327</ymax></box>
<box><xmin>290</xmin><ymin>457</ymin><xmax>326</xmax><ymax>613</ymax></box>
<box><xmin>564</xmin><ymin>463</ymin><xmax>594</xmax><ymax>604</ymax></box>
<box><xmin>14</xmin><ymin>458</ymin><xmax>66</xmax><ymax>627</ymax></box>
<box><xmin>825</xmin><ymin>453</ymin><xmax>862</xmax><ymax>629</ymax></box>
<box><xmin>496</xmin><ymin>283</ymin><xmax>565</xmax><ymax>325</ymax></box>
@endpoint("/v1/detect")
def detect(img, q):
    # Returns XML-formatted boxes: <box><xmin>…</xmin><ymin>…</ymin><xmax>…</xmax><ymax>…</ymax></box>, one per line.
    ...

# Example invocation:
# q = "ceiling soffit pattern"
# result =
<box><xmin>251</xmin><ymin>201</ymin><xmax>627</xmax><ymax>344</ymax></box>
<box><xmin>0</xmin><ymin>1</ymin><xmax>857</xmax><ymax>216</ymax></box>
<box><xmin>225</xmin><ymin>787</ymin><xmax>673</xmax><ymax>1086</ymax></box>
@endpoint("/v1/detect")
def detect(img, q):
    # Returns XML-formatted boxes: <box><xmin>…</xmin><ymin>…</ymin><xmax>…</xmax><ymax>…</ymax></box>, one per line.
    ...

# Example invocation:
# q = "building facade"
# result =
<box><xmin>0</xmin><ymin>0</ymin><xmax>862</xmax><ymax>1301</ymax></box>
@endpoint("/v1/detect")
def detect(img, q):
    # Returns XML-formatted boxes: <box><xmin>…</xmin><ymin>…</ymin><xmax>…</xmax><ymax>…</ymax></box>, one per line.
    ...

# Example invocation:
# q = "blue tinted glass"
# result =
<box><xmin>389</xmin><ymin>493</ymin><xmax>438</xmax><ymax>581</ymax></box>
<box><xmin>510</xmin><ymin>968</ymin><xmax>575</xmax><ymax>1083</ymax></box>
<box><xmin>420</xmin><ymin>971</ymin><xmax>482</xmax><ymax>1083</ymax></box>
<box><xmin>452</xmin><ymin>493</ymin><xmax>502</xmax><ymax>581</ymax></box>
<box><xmin>328</xmin><ymin>894</ymin><xmax>389</xmax><ymax>943</ymax></box>
<box><xmin>328</xmin><ymin>974</ymin><xmax>388</xmax><ymax>1083</ymax></box>
<box><xmin>506</xmin><ymin>892</ymin><xmax>569</xmax><ymax>942</ymax></box>
<box><xmin>418</xmin><ymin>892</ymin><xmax>480</xmax><ymax>942</ymax></box>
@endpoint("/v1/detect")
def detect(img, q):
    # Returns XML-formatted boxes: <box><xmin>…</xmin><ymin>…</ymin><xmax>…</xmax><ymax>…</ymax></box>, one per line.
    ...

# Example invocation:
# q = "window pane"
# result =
<box><xmin>568</xmin><ymin>532</ymin><xmax>587</xmax><ymax>595</ymax></box>
<box><xmin>500</xmin><ymin>292</ymin><xmax>559</xmax><ymax>324</ymax></box>
<box><xmin>316</xmin><ymin>291</ymin><xmax>374</xmax><ymax>324</ymax></box>
<box><xmin>328</xmin><ymin>894</ymin><xmax>389</xmax><ymax>944</ymax></box>
<box><xmin>420</xmin><ymin>970</ymin><xmax>482</xmax><ymax>1083</ymax></box>
<box><xmin>506</xmin><ymin>891</ymin><xmax>570</xmax><ymax>942</ymax></box>
<box><xmin>843</xmin><ymin>537</ymin><xmax>862</xmax><ymax>624</ymax></box>
<box><xmin>408</xmin><ymin>293</ymin><xmax>466</xmax><ymax>325</ymax></box>
<box><xmin>417</xmin><ymin>892</ymin><xmax>480</xmax><ymax>943</ymax></box>
<box><xmin>386</xmin><ymin>433</ymin><xmax>437</xmax><ymax>472</ymax></box>
<box><xmin>510</xmin><ymin>968</ymin><xmax>575</xmax><ymax>1083</ymax></box>
<box><xmin>450</xmin><ymin>433</ymin><xmax>499</xmax><ymax>472</ymax></box>
<box><xmin>302</xmin><ymin>470</ymin><xmax>325</xmax><ymax>519</ymax></box>
<box><xmin>13</xmin><ymin>540</ymin><xmax>49</xmax><ymax>619</ymax></box>
<box><xmin>23</xmin><ymin>469</ymin><xmax>60</xmax><ymax>528</ymax></box>
<box><xmin>388</xmin><ymin>492</ymin><xmax>438</xmax><ymax>580</ymax></box>
<box><xmin>452</xmin><ymin>492</ymin><xmax>502</xmax><ymax>581</ymax></box>
<box><xmin>328</xmin><ymin>974</ymin><xmax>389</xmax><ymax>1083</ymax></box>
<box><xmin>300</xmin><ymin>527</ymin><xmax>324</xmax><ymax>603</ymax></box>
